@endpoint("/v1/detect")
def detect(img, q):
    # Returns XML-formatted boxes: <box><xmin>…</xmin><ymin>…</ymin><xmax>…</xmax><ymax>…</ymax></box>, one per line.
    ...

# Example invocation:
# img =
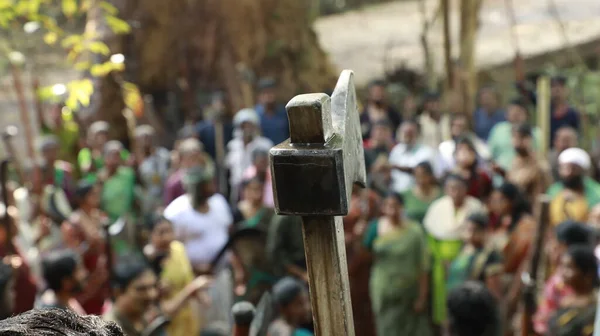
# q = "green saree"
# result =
<box><xmin>364</xmin><ymin>219</ymin><xmax>433</xmax><ymax>336</ymax></box>
<box><xmin>402</xmin><ymin>188</ymin><xmax>441</xmax><ymax>225</ymax></box>
<box><xmin>428</xmin><ymin>236</ymin><xmax>463</xmax><ymax>325</ymax></box>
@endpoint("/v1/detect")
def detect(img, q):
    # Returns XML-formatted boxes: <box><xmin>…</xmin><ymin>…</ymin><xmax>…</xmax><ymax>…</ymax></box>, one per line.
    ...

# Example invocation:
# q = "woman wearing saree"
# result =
<box><xmin>423</xmin><ymin>173</ymin><xmax>485</xmax><ymax>326</ymax></box>
<box><xmin>362</xmin><ymin>193</ymin><xmax>432</xmax><ymax>336</ymax></box>
<box><xmin>402</xmin><ymin>161</ymin><xmax>441</xmax><ymax>225</ymax></box>
<box><xmin>547</xmin><ymin>245</ymin><xmax>598</xmax><ymax>336</ymax></box>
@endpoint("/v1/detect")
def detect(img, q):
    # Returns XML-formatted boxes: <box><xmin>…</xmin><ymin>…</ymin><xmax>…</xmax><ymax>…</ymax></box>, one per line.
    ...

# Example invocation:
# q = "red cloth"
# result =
<box><xmin>533</xmin><ymin>273</ymin><xmax>574</xmax><ymax>334</ymax></box>
<box><xmin>466</xmin><ymin>170</ymin><xmax>492</xmax><ymax>199</ymax></box>
<box><xmin>0</xmin><ymin>243</ymin><xmax>36</xmax><ymax>314</ymax></box>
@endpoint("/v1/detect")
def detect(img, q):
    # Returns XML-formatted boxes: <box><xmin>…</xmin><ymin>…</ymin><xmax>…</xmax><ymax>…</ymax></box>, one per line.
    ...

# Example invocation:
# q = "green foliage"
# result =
<box><xmin>1</xmin><ymin>0</ymin><xmax>138</xmax><ymax>112</ymax></box>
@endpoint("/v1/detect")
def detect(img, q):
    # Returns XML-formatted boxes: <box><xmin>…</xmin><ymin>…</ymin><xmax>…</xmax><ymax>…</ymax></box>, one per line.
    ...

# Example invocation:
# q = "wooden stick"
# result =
<box><xmin>536</xmin><ymin>76</ymin><xmax>551</xmax><ymax>158</ymax></box>
<box><xmin>441</xmin><ymin>0</ymin><xmax>453</xmax><ymax>90</ymax></box>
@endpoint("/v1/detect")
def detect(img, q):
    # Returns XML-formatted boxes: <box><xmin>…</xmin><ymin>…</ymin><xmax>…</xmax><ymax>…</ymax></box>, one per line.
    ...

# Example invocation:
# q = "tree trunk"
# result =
<box><xmin>459</xmin><ymin>0</ymin><xmax>481</xmax><ymax>115</ymax></box>
<box><xmin>85</xmin><ymin>0</ymin><xmax>336</xmax><ymax>146</ymax></box>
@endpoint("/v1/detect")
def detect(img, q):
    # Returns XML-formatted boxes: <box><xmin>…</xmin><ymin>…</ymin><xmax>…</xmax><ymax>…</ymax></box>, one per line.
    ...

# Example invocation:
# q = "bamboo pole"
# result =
<box><xmin>441</xmin><ymin>0</ymin><xmax>453</xmax><ymax>90</ymax></box>
<box><xmin>459</xmin><ymin>0</ymin><xmax>479</xmax><ymax>116</ymax></box>
<box><xmin>536</xmin><ymin>76</ymin><xmax>551</xmax><ymax>158</ymax></box>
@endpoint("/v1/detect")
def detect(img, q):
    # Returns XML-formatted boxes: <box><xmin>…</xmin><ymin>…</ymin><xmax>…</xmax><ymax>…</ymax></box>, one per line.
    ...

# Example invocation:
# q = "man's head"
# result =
<box><xmin>444</xmin><ymin>174</ymin><xmax>468</xmax><ymax>206</ymax></box>
<box><xmin>37</xmin><ymin>136</ymin><xmax>60</xmax><ymax>165</ymax></box>
<box><xmin>423</xmin><ymin>92</ymin><xmax>441</xmax><ymax>115</ymax></box>
<box><xmin>551</xmin><ymin>76</ymin><xmax>569</xmax><ymax>103</ymax></box>
<box><xmin>398</xmin><ymin>119</ymin><xmax>420</xmax><ymax>146</ymax></box>
<box><xmin>511</xmin><ymin>123</ymin><xmax>534</xmax><ymax>157</ymax></box>
<box><xmin>369</xmin><ymin>119</ymin><xmax>394</xmax><ymax>147</ymax></box>
<box><xmin>272</xmin><ymin>277</ymin><xmax>311</xmax><ymax>326</ymax></box>
<box><xmin>112</xmin><ymin>257</ymin><xmax>158</xmax><ymax>317</ymax></box>
<box><xmin>367</xmin><ymin>80</ymin><xmax>386</xmax><ymax>106</ymax></box>
<box><xmin>478</xmin><ymin>86</ymin><xmax>499</xmax><ymax>110</ymax></box>
<box><xmin>251</xmin><ymin>148</ymin><xmax>269</xmax><ymax>174</ymax></box>
<box><xmin>506</xmin><ymin>98</ymin><xmax>529</xmax><ymax>124</ymax></box>
<box><xmin>447</xmin><ymin>281</ymin><xmax>499</xmax><ymax>336</ymax></box>
<box><xmin>0</xmin><ymin>262</ymin><xmax>14</xmax><ymax>319</ymax></box>
<box><xmin>257</xmin><ymin>78</ymin><xmax>277</xmax><ymax>108</ymax></box>
<box><xmin>450</xmin><ymin>114</ymin><xmax>469</xmax><ymax>139</ymax></box>
<box><xmin>0</xmin><ymin>308</ymin><xmax>124</xmax><ymax>335</ymax></box>
<box><xmin>463</xmin><ymin>213</ymin><xmax>489</xmax><ymax>248</ymax></box>
<box><xmin>553</xmin><ymin>127</ymin><xmax>578</xmax><ymax>154</ymax></box>
<box><xmin>553</xmin><ymin>221</ymin><xmax>592</xmax><ymax>265</ymax></box>
<box><xmin>134</xmin><ymin>125</ymin><xmax>155</xmax><ymax>154</ymax></box>
<box><xmin>75</xmin><ymin>181</ymin><xmax>101</xmax><ymax>209</ymax></box>
<box><xmin>88</xmin><ymin>121</ymin><xmax>110</xmax><ymax>149</ymax></box>
<box><xmin>558</xmin><ymin>147</ymin><xmax>590</xmax><ymax>191</ymax></box>
<box><xmin>103</xmin><ymin>141</ymin><xmax>124</xmax><ymax>170</ymax></box>
<box><xmin>178</xmin><ymin>138</ymin><xmax>204</xmax><ymax>169</ymax></box>
<box><xmin>183</xmin><ymin>166</ymin><xmax>215</xmax><ymax>208</ymax></box>
<box><xmin>234</xmin><ymin>108</ymin><xmax>260</xmax><ymax>141</ymax></box>
<box><xmin>42</xmin><ymin>249</ymin><xmax>87</xmax><ymax>297</ymax></box>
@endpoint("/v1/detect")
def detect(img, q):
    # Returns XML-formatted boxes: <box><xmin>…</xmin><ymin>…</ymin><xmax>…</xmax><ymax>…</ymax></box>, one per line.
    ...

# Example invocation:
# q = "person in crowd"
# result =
<box><xmin>267</xmin><ymin>215</ymin><xmax>307</xmax><ymax>282</ymax></box>
<box><xmin>364</xmin><ymin>119</ymin><xmax>396</xmax><ymax>173</ymax></box>
<box><xmin>0</xmin><ymin>261</ymin><xmax>14</xmax><ymax>320</ymax></box>
<box><xmin>38</xmin><ymin>135</ymin><xmax>75</xmax><ymax>203</ymax></box>
<box><xmin>255</xmin><ymin>78</ymin><xmax>290</xmax><ymax>145</ymax></box>
<box><xmin>38</xmin><ymin>101</ymin><xmax>79</xmax><ymax>166</ymax></box>
<box><xmin>534</xmin><ymin>221</ymin><xmax>592</xmax><ymax>334</ymax></box>
<box><xmin>439</xmin><ymin>114</ymin><xmax>490</xmax><ymax>173</ymax></box>
<box><xmin>267</xmin><ymin>277</ymin><xmax>313</xmax><ymax>336</ymax></box>
<box><xmin>226</xmin><ymin>108</ymin><xmax>273</xmax><ymax>204</ymax></box>
<box><xmin>0</xmin><ymin>308</ymin><xmax>124</xmax><ymax>335</ymax></box>
<box><xmin>402</xmin><ymin>161</ymin><xmax>441</xmax><ymax>224</ymax></box>
<box><xmin>37</xmin><ymin>249</ymin><xmax>86</xmax><ymax>314</ymax></box>
<box><xmin>547</xmin><ymin>245</ymin><xmax>597</xmax><ymax>336</ymax></box>
<box><xmin>447</xmin><ymin>213</ymin><xmax>503</xmax><ymax>298</ymax></box>
<box><xmin>62</xmin><ymin>182</ymin><xmax>109</xmax><ymax>314</ymax></box>
<box><xmin>232</xmin><ymin>177</ymin><xmax>274</xmax><ymax>232</ymax></box>
<box><xmin>550</xmin><ymin>126</ymin><xmax>578</xmax><ymax>181</ymax></box>
<box><xmin>418</xmin><ymin>92</ymin><xmax>451</xmax><ymax>149</ymax></box>
<box><xmin>360</xmin><ymin>80</ymin><xmax>402</xmax><ymax>142</ymax></box>
<box><xmin>241</xmin><ymin>148</ymin><xmax>274</xmax><ymax>207</ymax></box>
<box><xmin>164</xmin><ymin>138</ymin><xmax>214</xmax><ymax>206</ymax></box>
<box><xmin>143</xmin><ymin>215</ymin><xmax>213</xmax><ymax>336</ymax></box>
<box><xmin>423</xmin><ymin>174</ymin><xmax>484</xmax><ymax>326</ymax></box>
<box><xmin>473</xmin><ymin>86</ymin><xmax>505</xmax><ymax>141</ymax></box>
<box><xmin>98</xmin><ymin>141</ymin><xmax>137</xmax><ymax>227</ymax></box>
<box><xmin>163</xmin><ymin>166</ymin><xmax>231</xmax><ymax>275</ymax></box>
<box><xmin>487</xmin><ymin>183</ymin><xmax>535</xmax><ymax>317</ymax></box>
<box><xmin>132</xmin><ymin>125</ymin><xmax>171</xmax><ymax>217</ymax></box>
<box><xmin>389</xmin><ymin>119</ymin><xmax>441</xmax><ymax>193</ymax></box>
<box><xmin>447</xmin><ymin>281</ymin><xmax>500</xmax><ymax>336</ymax></box>
<box><xmin>78</xmin><ymin>121</ymin><xmax>129</xmax><ymax>178</ymax></box>
<box><xmin>504</xmin><ymin>123</ymin><xmax>551</xmax><ymax>203</ymax></box>
<box><xmin>488</xmin><ymin>98</ymin><xmax>541</xmax><ymax>170</ymax></box>
<box><xmin>197</xmin><ymin>92</ymin><xmax>235</xmax><ymax>161</ymax></box>
<box><xmin>547</xmin><ymin>147</ymin><xmax>600</xmax><ymax>227</ymax></box>
<box><xmin>452</xmin><ymin>137</ymin><xmax>492</xmax><ymax>200</ymax></box>
<box><xmin>361</xmin><ymin>193</ymin><xmax>432</xmax><ymax>336</ymax></box>
<box><xmin>103</xmin><ymin>257</ymin><xmax>160</xmax><ymax>336</ymax></box>
<box><xmin>549</xmin><ymin>76</ymin><xmax>580</xmax><ymax>144</ymax></box>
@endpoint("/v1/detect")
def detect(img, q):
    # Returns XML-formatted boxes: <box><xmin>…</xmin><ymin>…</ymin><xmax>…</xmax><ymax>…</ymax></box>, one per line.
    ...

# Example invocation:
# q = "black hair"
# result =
<box><xmin>75</xmin><ymin>180</ymin><xmax>95</xmax><ymax>201</ymax></box>
<box><xmin>385</xmin><ymin>192</ymin><xmax>405</xmax><ymax>205</ymax></box>
<box><xmin>257</xmin><ymin>78</ymin><xmax>277</xmax><ymax>91</ymax></box>
<box><xmin>494</xmin><ymin>183</ymin><xmax>531</xmax><ymax>231</ymax></box>
<box><xmin>241</xmin><ymin>177</ymin><xmax>265</xmax><ymax>190</ymax></box>
<box><xmin>251</xmin><ymin>147</ymin><xmax>269</xmax><ymax>162</ymax></box>
<box><xmin>508</xmin><ymin>98</ymin><xmax>529</xmax><ymax>113</ymax></box>
<box><xmin>566</xmin><ymin>245</ymin><xmax>599</xmax><ymax>288</ymax></box>
<box><xmin>415</xmin><ymin>161</ymin><xmax>435</xmax><ymax>178</ymax></box>
<box><xmin>556</xmin><ymin>221</ymin><xmax>592</xmax><ymax>247</ymax></box>
<box><xmin>272</xmin><ymin>277</ymin><xmax>304</xmax><ymax>308</ymax></box>
<box><xmin>0</xmin><ymin>262</ymin><xmax>13</xmax><ymax>298</ymax></box>
<box><xmin>447</xmin><ymin>281</ymin><xmax>499</xmax><ymax>336</ymax></box>
<box><xmin>400</xmin><ymin>118</ymin><xmax>421</xmax><ymax>134</ymax></box>
<box><xmin>42</xmin><ymin>249</ymin><xmax>79</xmax><ymax>292</ymax></box>
<box><xmin>467</xmin><ymin>213</ymin><xmax>488</xmax><ymax>230</ymax></box>
<box><xmin>112</xmin><ymin>256</ymin><xmax>151</xmax><ymax>292</ymax></box>
<box><xmin>423</xmin><ymin>91</ymin><xmax>441</xmax><ymax>102</ymax></box>
<box><xmin>368</xmin><ymin>79</ymin><xmax>386</xmax><ymax>89</ymax></box>
<box><xmin>372</xmin><ymin>119</ymin><xmax>393</xmax><ymax>130</ymax></box>
<box><xmin>0</xmin><ymin>308</ymin><xmax>124</xmax><ymax>335</ymax></box>
<box><xmin>445</xmin><ymin>173</ymin><xmax>468</xmax><ymax>187</ymax></box>
<box><xmin>146</xmin><ymin>214</ymin><xmax>172</xmax><ymax>232</ymax></box>
<box><xmin>551</xmin><ymin>75</ymin><xmax>567</xmax><ymax>86</ymax></box>
<box><xmin>512</xmin><ymin>123</ymin><xmax>533</xmax><ymax>138</ymax></box>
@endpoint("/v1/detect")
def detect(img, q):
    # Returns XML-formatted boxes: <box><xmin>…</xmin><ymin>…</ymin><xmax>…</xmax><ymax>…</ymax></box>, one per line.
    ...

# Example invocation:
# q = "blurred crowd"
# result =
<box><xmin>0</xmin><ymin>75</ymin><xmax>598</xmax><ymax>336</ymax></box>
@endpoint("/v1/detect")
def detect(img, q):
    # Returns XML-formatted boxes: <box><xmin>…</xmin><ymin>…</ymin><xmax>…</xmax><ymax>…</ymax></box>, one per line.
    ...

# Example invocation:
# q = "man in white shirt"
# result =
<box><xmin>439</xmin><ymin>114</ymin><xmax>490</xmax><ymax>173</ymax></box>
<box><xmin>389</xmin><ymin>120</ymin><xmax>442</xmax><ymax>193</ymax></box>
<box><xmin>163</xmin><ymin>166</ymin><xmax>232</xmax><ymax>275</ymax></box>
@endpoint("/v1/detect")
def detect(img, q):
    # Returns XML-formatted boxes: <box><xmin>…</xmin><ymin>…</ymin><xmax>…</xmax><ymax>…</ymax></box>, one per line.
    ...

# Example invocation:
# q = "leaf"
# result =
<box><xmin>122</xmin><ymin>81</ymin><xmax>143</xmax><ymax>116</ymax></box>
<box><xmin>62</xmin><ymin>0</ymin><xmax>77</xmax><ymax>17</ymax></box>
<box><xmin>36</xmin><ymin>85</ymin><xmax>56</xmax><ymax>101</ymax></box>
<box><xmin>88</xmin><ymin>41</ymin><xmax>110</xmax><ymax>55</ymax></box>
<box><xmin>67</xmin><ymin>79</ymin><xmax>93</xmax><ymax>108</ymax></box>
<box><xmin>105</xmin><ymin>15</ymin><xmax>130</xmax><ymax>34</ymax></box>
<box><xmin>74</xmin><ymin>61</ymin><xmax>91</xmax><ymax>70</ymax></box>
<box><xmin>43</xmin><ymin>31</ymin><xmax>58</xmax><ymax>45</ymax></box>
<box><xmin>90</xmin><ymin>63</ymin><xmax>111</xmax><ymax>76</ymax></box>
<box><xmin>99</xmin><ymin>1</ymin><xmax>118</xmax><ymax>15</ymax></box>
<box><xmin>61</xmin><ymin>34</ymin><xmax>82</xmax><ymax>48</ymax></box>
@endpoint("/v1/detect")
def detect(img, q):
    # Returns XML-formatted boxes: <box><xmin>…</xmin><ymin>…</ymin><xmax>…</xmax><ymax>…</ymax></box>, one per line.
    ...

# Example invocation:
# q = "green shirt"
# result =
<box><xmin>547</xmin><ymin>177</ymin><xmax>600</xmax><ymax>207</ymax></box>
<box><xmin>488</xmin><ymin>121</ymin><xmax>542</xmax><ymax>169</ymax></box>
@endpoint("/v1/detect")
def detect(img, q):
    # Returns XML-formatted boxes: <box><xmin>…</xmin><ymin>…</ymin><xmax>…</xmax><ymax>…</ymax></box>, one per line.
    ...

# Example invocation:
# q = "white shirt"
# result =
<box><xmin>163</xmin><ymin>193</ymin><xmax>232</xmax><ymax>267</ymax></box>
<box><xmin>438</xmin><ymin>134</ymin><xmax>491</xmax><ymax>173</ymax></box>
<box><xmin>423</xmin><ymin>195</ymin><xmax>484</xmax><ymax>240</ymax></box>
<box><xmin>225</xmin><ymin>136</ymin><xmax>273</xmax><ymax>187</ymax></box>
<box><xmin>388</xmin><ymin>143</ymin><xmax>442</xmax><ymax>193</ymax></box>
<box><xmin>138</xmin><ymin>147</ymin><xmax>171</xmax><ymax>212</ymax></box>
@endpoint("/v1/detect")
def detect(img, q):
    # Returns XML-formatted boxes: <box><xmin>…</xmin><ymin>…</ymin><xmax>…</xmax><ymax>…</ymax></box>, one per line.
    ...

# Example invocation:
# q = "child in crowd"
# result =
<box><xmin>268</xmin><ymin>277</ymin><xmax>312</xmax><ymax>336</ymax></box>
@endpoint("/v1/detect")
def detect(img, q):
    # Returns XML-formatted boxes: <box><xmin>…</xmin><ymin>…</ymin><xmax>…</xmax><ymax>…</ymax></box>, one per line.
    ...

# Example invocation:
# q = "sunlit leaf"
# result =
<box><xmin>36</xmin><ymin>85</ymin><xmax>56</xmax><ymax>101</ymax></box>
<box><xmin>88</xmin><ymin>41</ymin><xmax>110</xmax><ymax>55</ymax></box>
<box><xmin>105</xmin><ymin>15</ymin><xmax>130</xmax><ymax>34</ymax></box>
<box><xmin>62</xmin><ymin>0</ymin><xmax>77</xmax><ymax>17</ymax></box>
<box><xmin>68</xmin><ymin>79</ymin><xmax>93</xmax><ymax>108</ymax></box>
<box><xmin>90</xmin><ymin>63</ymin><xmax>112</xmax><ymax>76</ymax></box>
<box><xmin>99</xmin><ymin>1</ymin><xmax>118</xmax><ymax>15</ymax></box>
<box><xmin>74</xmin><ymin>61</ymin><xmax>91</xmax><ymax>70</ymax></box>
<box><xmin>0</xmin><ymin>0</ymin><xmax>13</xmax><ymax>9</ymax></box>
<box><xmin>43</xmin><ymin>31</ymin><xmax>58</xmax><ymax>45</ymax></box>
<box><xmin>61</xmin><ymin>34</ymin><xmax>82</xmax><ymax>48</ymax></box>
<box><xmin>122</xmin><ymin>81</ymin><xmax>143</xmax><ymax>116</ymax></box>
